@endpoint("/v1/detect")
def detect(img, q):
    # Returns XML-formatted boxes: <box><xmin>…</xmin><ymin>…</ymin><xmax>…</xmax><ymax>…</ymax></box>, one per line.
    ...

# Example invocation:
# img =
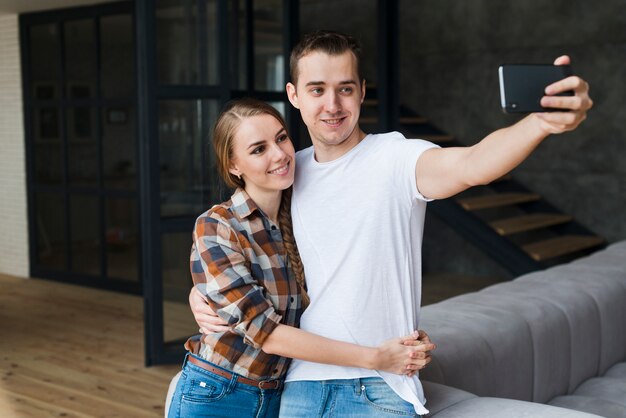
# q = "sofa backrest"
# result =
<box><xmin>419</xmin><ymin>241</ymin><xmax>626</xmax><ymax>404</ymax></box>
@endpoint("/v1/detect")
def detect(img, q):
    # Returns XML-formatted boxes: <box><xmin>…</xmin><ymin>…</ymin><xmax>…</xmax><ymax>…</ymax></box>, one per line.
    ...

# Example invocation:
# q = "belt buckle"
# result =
<box><xmin>258</xmin><ymin>379</ymin><xmax>281</xmax><ymax>390</ymax></box>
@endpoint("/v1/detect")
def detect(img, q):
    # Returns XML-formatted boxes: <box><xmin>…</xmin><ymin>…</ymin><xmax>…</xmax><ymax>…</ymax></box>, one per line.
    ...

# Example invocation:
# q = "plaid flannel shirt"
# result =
<box><xmin>187</xmin><ymin>188</ymin><xmax>303</xmax><ymax>380</ymax></box>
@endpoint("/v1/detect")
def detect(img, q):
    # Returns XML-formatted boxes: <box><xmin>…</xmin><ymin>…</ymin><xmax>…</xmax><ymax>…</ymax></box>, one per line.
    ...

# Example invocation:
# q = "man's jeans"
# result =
<box><xmin>167</xmin><ymin>354</ymin><xmax>282</xmax><ymax>418</ymax></box>
<box><xmin>279</xmin><ymin>377</ymin><xmax>421</xmax><ymax>417</ymax></box>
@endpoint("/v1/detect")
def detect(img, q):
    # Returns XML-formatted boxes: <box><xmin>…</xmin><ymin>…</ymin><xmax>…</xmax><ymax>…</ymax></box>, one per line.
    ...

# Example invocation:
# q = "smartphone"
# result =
<box><xmin>498</xmin><ymin>64</ymin><xmax>573</xmax><ymax>113</ymax></box>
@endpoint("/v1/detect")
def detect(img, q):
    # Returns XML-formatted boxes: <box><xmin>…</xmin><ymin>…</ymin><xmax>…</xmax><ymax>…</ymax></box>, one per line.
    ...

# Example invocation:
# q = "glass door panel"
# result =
<box><xmin>106</xmin><ymin>197</ymin><xmax>139</xmax><ymax>281</ymax></box>
<box><xmin>158</xmin><ymin>99</ymin><xmax>220</xmax><ymax>218</ymax></box>
<box><xmin>64</xmin><ymin>19</ymin><xmax>97</xmax><ymax>100</ymax></box>
<box><xmin>103</xmin><ymin>107</ymin><xmax>136</xmax><ymax>190</ymax></box>
<box><xmin>30</xmin><ymin>24</ymin><xmax>61</xmax><ymax>101</ymax></box>
<box><xmin>230</xmin><ymin>0</ymin><xmax>248</xmax><ymax>90</ymax></box>
<box><xmin>69</xmin><ymin>194</ymin><xmax>101</xmax><ymax>275</ymax></box>
<box><xmin>254</xmin><ymin>0</ymin><xmax>284</xmax><ymax>91</ymax></box>
<box><xmin>34</xmin><ymin>193</ymin><xmax>66</xmax><ymax>270</ymax></box>
<box><xmin>101</xmin><ymin>14</ymin><xmax>135</xmax><ymax>99</ymax></box>
<box><xmin>162</xmin><ymin>232</ymin><xmax>198</xmax><ymax>343</ymax></box>
<box><xmin>155</xmin><ymin>0</ymin><xmax>218</xmax><ymax>85</ymax></box>
<box><xmin>67</xmin><ymin>106</ymin><xmax>98</xmax><ymax>187</ymax></box>
<box><xmin>32</xmin><ymin>107</ymin><xmax>63</xmax><ymax>185</ymax></box>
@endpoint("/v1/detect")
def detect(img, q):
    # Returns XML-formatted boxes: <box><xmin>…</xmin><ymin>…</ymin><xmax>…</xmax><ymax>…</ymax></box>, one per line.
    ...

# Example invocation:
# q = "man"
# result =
<box><xmin>190</xmin><ymin>31</ymin><xmax>592</xmax><ymax>416</ymax></box>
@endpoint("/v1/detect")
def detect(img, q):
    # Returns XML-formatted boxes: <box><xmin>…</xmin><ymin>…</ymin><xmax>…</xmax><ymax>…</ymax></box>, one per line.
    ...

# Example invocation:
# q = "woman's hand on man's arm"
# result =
<box><xmin>189</xmin><ymin>285</ymin><xmax>230</xmax><ymax>334</ymax></box>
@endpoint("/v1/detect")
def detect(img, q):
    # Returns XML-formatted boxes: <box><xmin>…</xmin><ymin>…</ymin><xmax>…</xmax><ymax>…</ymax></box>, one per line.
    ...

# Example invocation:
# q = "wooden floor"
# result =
<box><xmin>0</xmin><ymin>274</ymin><xmax>181</xmax><ymax>418</ymax></box>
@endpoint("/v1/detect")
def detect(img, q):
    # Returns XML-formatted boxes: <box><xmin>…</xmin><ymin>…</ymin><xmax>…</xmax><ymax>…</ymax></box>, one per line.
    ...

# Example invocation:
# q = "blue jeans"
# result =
<box><xmin>167</xmin><ymin>354</ymin><xmax>282</xmax><ymax>418</ymax></box>
<box><xmin>279</xmin><ymin>378</ymin><xmax>421</xmax><ymax>417</ymax></box>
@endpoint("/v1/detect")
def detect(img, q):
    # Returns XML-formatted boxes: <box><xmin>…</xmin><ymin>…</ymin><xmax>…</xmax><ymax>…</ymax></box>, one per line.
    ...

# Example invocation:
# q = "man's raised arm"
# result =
<box><xmin>415</xmin><ymin>55</ymin><xmax>593</xmax><ymax>200</ymax></box>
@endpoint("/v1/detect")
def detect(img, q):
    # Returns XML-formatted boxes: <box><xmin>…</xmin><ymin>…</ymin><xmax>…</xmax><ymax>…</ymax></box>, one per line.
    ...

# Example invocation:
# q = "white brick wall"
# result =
<box><xmin>0</xmin><ymin>14</ymin><xmax>29</xmax><ymax>278</ymax></box>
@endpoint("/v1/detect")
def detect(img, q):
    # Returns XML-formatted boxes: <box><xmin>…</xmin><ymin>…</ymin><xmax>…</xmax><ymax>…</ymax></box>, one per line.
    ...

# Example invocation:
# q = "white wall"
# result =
<box><xmin>0</xmin><ymin>14</ymin><xmax>29</xmax><ymax>278</ymax></box>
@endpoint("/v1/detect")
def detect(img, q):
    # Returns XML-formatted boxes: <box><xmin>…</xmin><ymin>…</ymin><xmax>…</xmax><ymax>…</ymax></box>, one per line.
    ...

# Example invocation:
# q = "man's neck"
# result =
<box><xmin>312</xmin><ymin>127</ymin><xmax>368</xmax><ymax>163</ymax></box>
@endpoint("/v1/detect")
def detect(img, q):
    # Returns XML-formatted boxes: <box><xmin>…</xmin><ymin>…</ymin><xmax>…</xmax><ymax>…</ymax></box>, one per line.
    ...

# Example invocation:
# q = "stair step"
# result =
<box><xmin>522</xmin><ymin>235</ymin><xmax>604</xmax><ymax>261</ymax></box>
<box><xmin>490</xmin><ymin>213</ymin><xmax>573</xmax><ymax>236</ymax></box>
<box><xmin>457</xmin><ymin>192</ymin><xmax>541</xmax><ymax>210</ymax></box>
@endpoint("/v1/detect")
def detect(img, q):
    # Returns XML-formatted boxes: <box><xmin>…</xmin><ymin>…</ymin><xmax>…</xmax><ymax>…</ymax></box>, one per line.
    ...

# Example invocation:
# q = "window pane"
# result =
<box><xmin>101</xmin><ymin>14</ymin><xmax>135</xmax><ymax>98</ymax></box>
<box><xmin>30</xmin><ymin>24</ymin><xmax>60</xmax><ymax>101</ymax></box>
<box><xmin>158</xmin><ymin>100</ymin><xmax>220</xmax><ymax>217</ymax></box>
<box><xmin>65</xmin><ymin>19</ymin><xmax>96</xmax><ymax>99</ymax></box>
<box><xmin>70</xmin><ymin>194</ymin><xmax>101</xmax><ymax>275</ymax></box>
<box><xmin>162</xmin><ymin>232</ymin><xmax>198</xmax><ymax>343</ymax></box>
<box><xmin>156</xmin><ymin>0</ymin><xmax>218</xmax><ymax>85</ymax></box>
<box><xmin>35</xmin><ymin>193</ymin><xmax>66</xmax><ymax>270</ymax></box>
<box><xmin>67</xmin><ymin>107</ymin><xmax>98</xmax><ymax>186</ymax></box>
<box><xmin>32</xmin><ymin>107</ymin><xmax>62</xmax><ymax>185</ymax></box>
<box><xmin>268</xmin><ymin>101</ymin><xmax>286</xmax><ymax>119</ymax></box>
<box><xmin>230</xmin><ymin>0</ymin><xmax>247</xmax><ymax>89</ymax></box>
<box><xmin>254</xmin><ymin>0</ymin><xmax>284</xmax><ymax>91</ymax></box>
<box><xmin>103</xmin><ymin>106</ymin><xmax>136</xmax><ymax>190</ymax></box>
<box><xmin>106</xmin><ymin>197</ymin><xmax>139</xmax><ymax>281</ymax></box>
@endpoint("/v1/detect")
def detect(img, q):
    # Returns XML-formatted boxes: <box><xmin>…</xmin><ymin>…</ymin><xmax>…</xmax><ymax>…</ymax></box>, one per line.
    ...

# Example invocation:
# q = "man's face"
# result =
<box><xmin>286</xmin><ymin>51</ymin><xmax>365</xmax><ymax>151</ymax></box>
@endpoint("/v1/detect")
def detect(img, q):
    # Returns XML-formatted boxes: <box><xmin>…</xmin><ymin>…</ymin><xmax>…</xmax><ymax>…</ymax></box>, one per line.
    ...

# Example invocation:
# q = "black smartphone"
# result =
<box><xmin>498</xmin><ymin>64</ymin><xmax>574</xmax><ymax>113</ymax></box>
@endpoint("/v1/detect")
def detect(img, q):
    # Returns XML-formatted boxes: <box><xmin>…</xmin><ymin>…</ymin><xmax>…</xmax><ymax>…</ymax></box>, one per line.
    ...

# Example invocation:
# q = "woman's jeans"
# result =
<box><xmin>278</xmin><ymin>377</ymin><xmax>421</xmax><ymax>417</ymax></box>
<box><xmin>167</xmin><ymin>353</ymin><xmax>282</xmax><ymax>418</ymax></box>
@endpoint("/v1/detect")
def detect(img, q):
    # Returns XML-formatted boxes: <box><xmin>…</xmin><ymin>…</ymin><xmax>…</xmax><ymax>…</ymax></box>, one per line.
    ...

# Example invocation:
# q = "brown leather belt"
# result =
<box><xmin>187</xmin><ymin>355</ymin><xmax>281</xmax><ymax>390</ymax></box>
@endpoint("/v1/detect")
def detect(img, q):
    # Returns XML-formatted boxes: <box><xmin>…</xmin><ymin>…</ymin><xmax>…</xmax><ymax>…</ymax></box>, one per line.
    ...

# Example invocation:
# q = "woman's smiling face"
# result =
<box><xmin>228</xmin><ymin>114</ymin><xmax>296</xmax><ymax>195</ymax></box>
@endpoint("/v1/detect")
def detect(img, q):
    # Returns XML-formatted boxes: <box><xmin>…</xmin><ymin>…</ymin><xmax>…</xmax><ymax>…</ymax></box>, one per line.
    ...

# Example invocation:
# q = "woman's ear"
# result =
<box><xmin>229</xmin><ymin>165</ymin><xmax>242</xmax><ymax>179</ymax></box>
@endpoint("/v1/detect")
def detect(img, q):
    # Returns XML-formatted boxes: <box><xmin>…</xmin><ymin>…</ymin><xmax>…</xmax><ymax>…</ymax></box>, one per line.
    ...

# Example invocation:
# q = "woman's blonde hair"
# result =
<box><xmin>212</xmin><ymin>98</ymin><xmax>309</xmax><ymax>308</ymax></box>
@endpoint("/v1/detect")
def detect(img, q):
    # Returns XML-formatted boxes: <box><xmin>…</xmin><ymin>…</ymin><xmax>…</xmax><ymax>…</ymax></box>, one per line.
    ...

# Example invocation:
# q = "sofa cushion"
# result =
<box><xmin>419</xmin><ymin>299</ymin><xmax>535</xmax><ymax>400</ymax></box>
<box><xmin>604</xmin><ymin>361</ymin><xmax>626</xmax><ymax>378</ymax></box>
<box><xmin>427</xmin><ymin>397</ymin><xmax>602</xmax><ymax>418</ymax></box>
<box><xmin>523</xmin><ymin>264</ymin><xmax>626</xmax><ymax>375</ymax></box>
<box><xmin>548</xmin><ymin>364</ymin><xmax>626</xmax><ymax>418</ymax></box>
<box><xmin>450</xmin><ymin>289</ymin><xmax>573</xmax><ymax>403</ymax></box>
<box><xmin>422</xmin><ymin>381</ymin><xmax>476</xmax><ymax>416</ymax></box>
<box><xmin>548</xmin><ymin>396</ymin><xmax>626</xmax><ymax>418</ymax></box>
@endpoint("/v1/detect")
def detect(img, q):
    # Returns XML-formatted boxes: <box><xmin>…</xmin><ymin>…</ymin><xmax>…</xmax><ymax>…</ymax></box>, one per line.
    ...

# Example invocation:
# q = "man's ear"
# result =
<box><xmin>360</xmin><ymin>79</ymin><xmax>367</xmax><ymax>104</ymax></box>
<box><xmin>286</xmin><ymin>82</ymin><xmax>299</xmax><ymax>109</ymax></box>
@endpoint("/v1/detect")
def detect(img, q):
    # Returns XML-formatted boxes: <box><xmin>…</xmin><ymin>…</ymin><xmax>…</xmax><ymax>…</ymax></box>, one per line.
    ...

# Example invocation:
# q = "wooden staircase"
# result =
<box><xmin>359</xmin><ymin>97</ymin><xmax>605</xmax><ymax>276</ymax></box>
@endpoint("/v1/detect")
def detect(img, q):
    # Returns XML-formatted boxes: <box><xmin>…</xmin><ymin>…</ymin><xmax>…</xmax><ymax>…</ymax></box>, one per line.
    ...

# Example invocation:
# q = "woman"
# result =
<box><xmin>167</xmin><ymin>98</ymin><xmax>434</xmax><ymax>418</ymax></box>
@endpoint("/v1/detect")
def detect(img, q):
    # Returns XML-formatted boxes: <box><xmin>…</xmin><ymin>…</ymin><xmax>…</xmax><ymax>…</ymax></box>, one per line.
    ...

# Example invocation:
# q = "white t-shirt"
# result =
<box><xmin>287</xmin><ymin>132</ymin><xmax>439</xmax><ymax>415</ymax></box>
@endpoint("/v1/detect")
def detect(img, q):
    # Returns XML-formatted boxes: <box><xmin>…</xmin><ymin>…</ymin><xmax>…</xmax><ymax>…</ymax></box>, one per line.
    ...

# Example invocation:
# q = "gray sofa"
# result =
<box><xmin>420</xmin><ymin>240</ymin><xmax>626</xmax><ymax>417</ymax></box>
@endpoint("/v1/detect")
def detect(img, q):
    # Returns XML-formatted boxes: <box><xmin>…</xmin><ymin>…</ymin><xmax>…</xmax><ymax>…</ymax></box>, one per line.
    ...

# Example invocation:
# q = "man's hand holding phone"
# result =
<box><xmin>499</xmin><ymin>55</ymin><xmax>593</xmax><ymax>135</ymax></box>
<box><xmin>534</xmin><ymin>55</ymin><xmax>593</xmax><ymax>135</ymax></box>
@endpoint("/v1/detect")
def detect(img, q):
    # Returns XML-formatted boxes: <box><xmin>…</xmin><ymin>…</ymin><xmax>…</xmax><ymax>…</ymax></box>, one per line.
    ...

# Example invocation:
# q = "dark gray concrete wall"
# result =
<box><xmin>299</xmin><ymin>0</ymin><xmax>378</xmax><ymax>83</ymax></box>
<box><xmin>299</xmin><ymin>0</ymin><xmax>626</xmax><ymax>278</ymax></box>
<box><xmin>398</xmin><ymin>0</ymin><xmax>626</xmax><ymax>242</ymax></box>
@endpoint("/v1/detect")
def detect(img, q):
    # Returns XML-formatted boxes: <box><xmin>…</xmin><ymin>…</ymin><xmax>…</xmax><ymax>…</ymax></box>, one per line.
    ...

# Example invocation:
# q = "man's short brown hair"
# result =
<box><xmin>289</xmin><ymin>30</ymin><xmax>363</xmax><ymax>86</ymax></box>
